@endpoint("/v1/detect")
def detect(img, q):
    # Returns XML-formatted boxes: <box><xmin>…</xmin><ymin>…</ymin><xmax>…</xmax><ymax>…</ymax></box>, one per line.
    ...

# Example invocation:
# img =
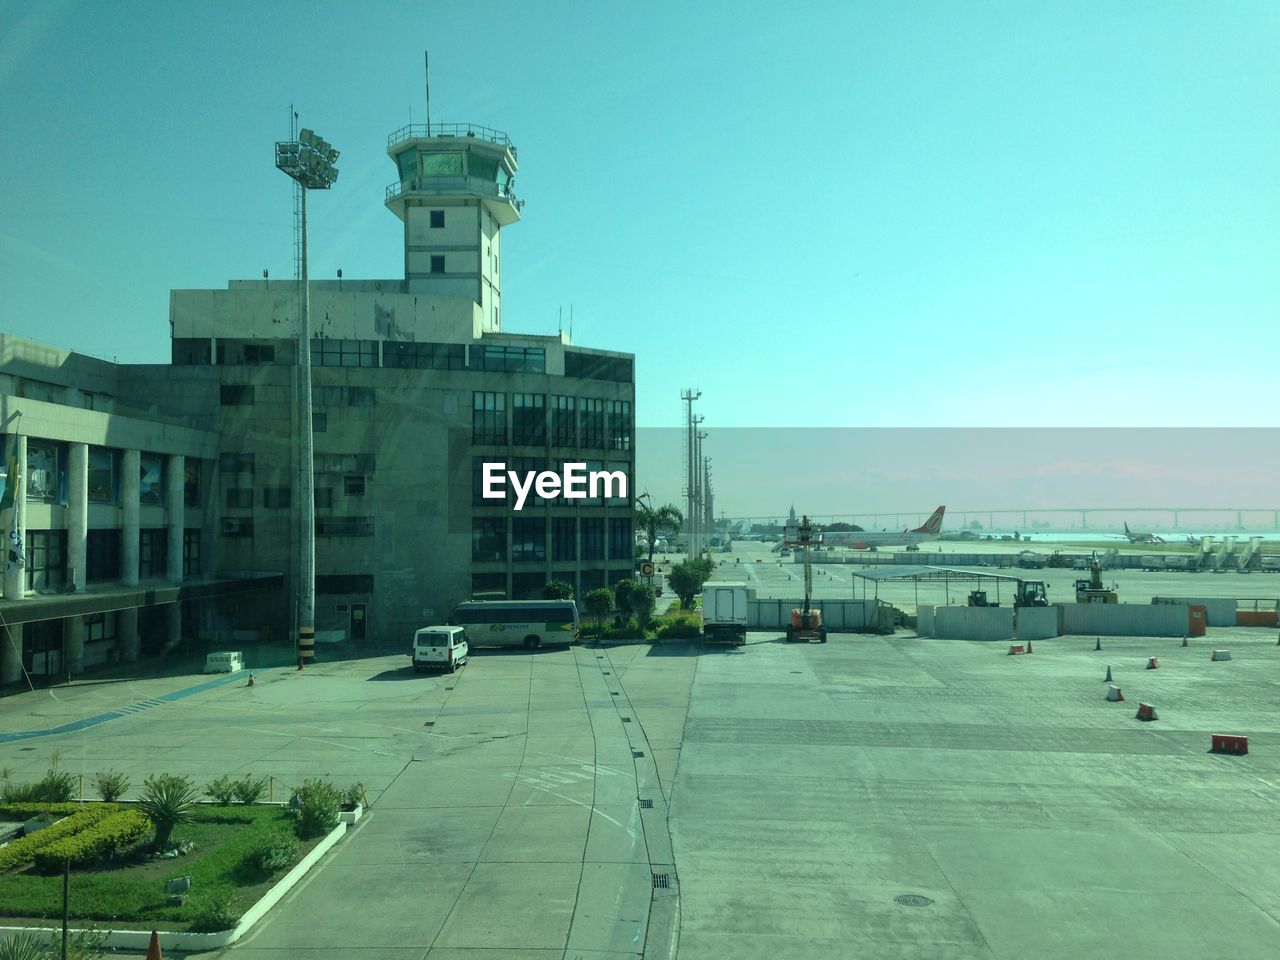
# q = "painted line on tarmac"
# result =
<box><xmin>0</xmin><ymin>671</ymin><xmax>248</xmax><ymax>744</ymax></box>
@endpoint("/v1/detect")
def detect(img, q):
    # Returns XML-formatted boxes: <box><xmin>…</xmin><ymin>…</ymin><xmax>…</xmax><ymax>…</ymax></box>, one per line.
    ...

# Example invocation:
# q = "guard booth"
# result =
<box><xmin>1188</xmin><ymin>605</ymin><xmax>1206</xmax><ymax>637</ymax></box>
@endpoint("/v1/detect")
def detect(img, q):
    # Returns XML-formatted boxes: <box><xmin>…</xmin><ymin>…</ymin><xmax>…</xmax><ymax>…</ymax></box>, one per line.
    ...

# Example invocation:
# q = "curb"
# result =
<box><xmin>0</xmin><ymin>820</ymin><xmax>347</xmax><ymax>952</ymax></box>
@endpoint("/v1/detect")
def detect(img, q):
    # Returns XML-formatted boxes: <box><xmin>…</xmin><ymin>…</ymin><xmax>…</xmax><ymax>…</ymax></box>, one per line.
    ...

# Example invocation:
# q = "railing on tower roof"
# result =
<box><xmin>387</xmin><ymin>123</ymin><xmax>513</xmax><ymax>151</ymax></box>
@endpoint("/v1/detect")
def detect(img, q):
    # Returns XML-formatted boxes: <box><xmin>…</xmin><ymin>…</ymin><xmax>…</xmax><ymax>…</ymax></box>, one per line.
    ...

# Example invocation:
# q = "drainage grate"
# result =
<box><xmin>894</xmin><ymin>894</ymin><xmax>934</xmax><ymax>908</ymax></box>
<box><xmin>638</xmin><ymin>799</ymin><xmax>654</xmax><ymax>809</ymax></box>
<box><xmin>621</xmin><ymin>717</ymin><xmax>632</xmax><ymax>723</ymax></box>
<box><xmin>611</xmin><ymin>691</ymin><xmax>620</xmax><ymax>696</ymax></box>
<box><xmin>632</xmin><ymin>750</ymin><xmax>645</xmax><ymax>758</ymax></box>
<box><xmin>445</xmin><ymin>686</ymin><xmax>455</xmax><ymax>690</ymax></box>
<box><xmin>652</xmin><ymin>873</ymin><xmax>671</xmax><ymax>888</ymax></box>
<box><xmin>602</xmin><ymin>671</ymin><xmax>610</xmax><ymax>675</ymax></box>
<box><xmin>423</xmin><ymin>721</ymin><xmax>434</xmax><ymax>727</ymax></box>
<box><xmin>596</xmin><ymin>655</ymin><xmax>604</xmax><ymax>659</ymax></box>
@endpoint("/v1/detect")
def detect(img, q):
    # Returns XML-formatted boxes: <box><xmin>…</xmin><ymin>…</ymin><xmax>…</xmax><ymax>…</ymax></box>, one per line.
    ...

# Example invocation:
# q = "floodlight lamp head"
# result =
<box><xmin>299</xmin><ymin>128</ymin><xmax>316</xmax><ymax>145</ymax></box>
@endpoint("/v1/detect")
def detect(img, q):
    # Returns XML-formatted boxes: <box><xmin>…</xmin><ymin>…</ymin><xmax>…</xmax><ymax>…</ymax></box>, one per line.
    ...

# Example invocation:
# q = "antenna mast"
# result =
<box><xmin>424</xmin><ymin>51</ymin><xmax>431</xmax><ymax>132</ymax></box>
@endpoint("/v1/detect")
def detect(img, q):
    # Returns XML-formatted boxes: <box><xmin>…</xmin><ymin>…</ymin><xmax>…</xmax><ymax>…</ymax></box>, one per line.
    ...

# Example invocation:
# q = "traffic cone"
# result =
<box><xmin>297</xmin><ymin>656</ymin><xmax>304</xmax><ymax>671</ymax></box>
<box><xmin>1095</xmin><ymin>637</ymin><xmax>1101</xmax><ymax>651</ymax></box>
<box><xmin>1105</xmin><ymin>664</ymin><xmax>1112</xmax><ymax>682</ymax></box>
<box><xmin>1025</xmin><ymin>639</ymin><xmax>1033</xmax><ymax>654</ymax></box>
<box><xmin>1182</xmin><ymin>636</ymin><xmax>1189</xmax><ymax>647</ymax></box>
<box><xmin>247</xmin><ymin>672</ymin><xmax>255</xmax><ymax>687</ymax></box>
<box><xmin>1146</xmin><ymin>657</ymin><xmax>1159</xmax><ymax>670</ymax></box>
<box><xmin>146</xmin><ymin>930</ymin><xmax>164</xmax><ymax>960</ymax></box>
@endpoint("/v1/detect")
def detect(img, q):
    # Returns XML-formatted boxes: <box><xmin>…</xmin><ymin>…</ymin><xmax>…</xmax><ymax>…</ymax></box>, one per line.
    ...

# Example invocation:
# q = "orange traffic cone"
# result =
<box><xmin>146</xmin><ymin>930</ymin><xmax>164</xmax><ymax>960</ymax></box>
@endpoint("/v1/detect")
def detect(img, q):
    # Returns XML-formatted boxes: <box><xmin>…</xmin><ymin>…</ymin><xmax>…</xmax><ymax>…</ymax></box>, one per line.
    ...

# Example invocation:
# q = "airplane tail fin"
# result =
<box><xmin>914</xmin><ymin>506</ymin><xmax>945</xmax><ymax>534</ymax></box>
<box><xmin>1125</xmin><ymin>522</ymin><xmax>1131</xmax><ymax>535</ymax></box>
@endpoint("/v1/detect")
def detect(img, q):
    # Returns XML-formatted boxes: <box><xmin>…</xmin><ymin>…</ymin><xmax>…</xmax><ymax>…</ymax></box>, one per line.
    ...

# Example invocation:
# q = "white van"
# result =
<box><xmin>411</xmin><ymin>626</ymin><xmax>469</xmax><ymax>673</ymax></box>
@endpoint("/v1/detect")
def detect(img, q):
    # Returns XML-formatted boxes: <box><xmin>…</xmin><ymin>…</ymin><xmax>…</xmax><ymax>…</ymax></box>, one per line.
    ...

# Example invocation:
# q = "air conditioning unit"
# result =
<box><xmin>221</xmin><ymin>518</ymin><xmax>244</xmax><ymax>535</ymax></box>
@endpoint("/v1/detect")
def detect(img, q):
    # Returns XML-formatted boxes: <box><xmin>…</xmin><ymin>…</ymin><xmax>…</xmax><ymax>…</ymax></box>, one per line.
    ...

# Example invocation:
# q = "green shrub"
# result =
<box><xmin>0</xmin><ymin>802</ymin><xmax>105</xmax><ymax>821</ymax></box>
<box><xmin>231</xmin><ymin>774</ymin><xmax>269</xmax><ymax>805</ymax></box>
<box><xmin>342</xmin><ymin>783</ymin><xmax>364</xmax><ymax>809</ymax></box>
<box><xmin>32</xmin><ymin>809</ymin><xmax>151</xmax><ymax>872</ymax></box>
<box><xmin>292</xmin><ymin>779</ymin><xmax>341</xmax><ymax>839</ymax></box>
<box><xmin>188</xmin><ymin>896</ymin><xmax>240</xmax><ymax>933</ymax></box>
<box><xmin>138</xmin><ymin>774</ymin><xmax>201</xmax><ymax>851</ymax></box>
<box><xmin>0</xmin><ymin>930</ymin><xmax>45</xmax><ymax>960</ymax></box>
<box><xmin>656</xmin><ymin>612</ymin><xmax>702</xmax><ymax>640</ymax></box>
<box><xmin>244</xmin><ymin>834</ymin><xmax>299</xmax><ymax>873</ymax></box>
<box><xmin>0</xmin><ymin>767</ymin><xmax>76</xmax><ymax>805</ymax></box>
<box><xmin>542</xmin><ymin>579</ymin><xmax>575</xmax><ymax>600</ymax></box>
<box><xmin>0</xmin><ymin>928</ymin><xmax>107</xmax><ymax>960</ymax></box>
<box><xmin>0</xmin><ymin>805</ymin><xmax>118</xmax><ymax>872</ymax></box>
<box><xmin>92</xmin><ymin>770</ymin><xmax>130</xmax><ymax>803</ymax></box>
<box><xmin>205</xmin><ymin>775</ymin><xmax>238</xmax><ymax>805</ymax></box>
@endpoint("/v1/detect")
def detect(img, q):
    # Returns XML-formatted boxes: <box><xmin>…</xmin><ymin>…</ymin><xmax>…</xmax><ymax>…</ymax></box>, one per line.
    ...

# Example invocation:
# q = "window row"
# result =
<box><xmin>27</xmin><ymin>528</ymin><xmax>203</xmax><ymax>588</ymax></box>
<box><xmin>470</xmin><ymin>568</ymin><xmax>636</xmax><ymax>602</ymax></box>
<box><xmin>1</xmin><ymin>444</ymin><xmax>201</xmax><ymax>507</ymax></box>
<box><xmin>473</xmin><ymin>394</ymin><xmax>631</xmax><ymax>449</ymax></box>
<box><xmin>221</xmin><ymin>517</ymin><xmax>373</xmax><ymax>538</ymax></box>
<box><xmin>193</xmin><ymin>338</ymin><xmax>548</xmax><ymax>374</ymax></box>
<box><xmin>472</xmin><ymin>516</ymin><xmax>633</xmax><ymax>563</ymax></box>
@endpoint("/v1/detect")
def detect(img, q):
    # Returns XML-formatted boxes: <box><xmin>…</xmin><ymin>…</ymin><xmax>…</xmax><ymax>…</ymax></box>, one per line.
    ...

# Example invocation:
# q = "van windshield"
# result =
<box><xmin>418</xmin><ymin>633</ymin><xmax>450</xmax><ymax>645</ymax></box>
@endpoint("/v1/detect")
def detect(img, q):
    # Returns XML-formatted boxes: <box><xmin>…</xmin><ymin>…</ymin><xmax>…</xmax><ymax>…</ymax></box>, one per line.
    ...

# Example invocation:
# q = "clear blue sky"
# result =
<box><xmin>2</xmin><ymin>1</ymin><xmax>1277</xmax><ymax>428</ymax></box>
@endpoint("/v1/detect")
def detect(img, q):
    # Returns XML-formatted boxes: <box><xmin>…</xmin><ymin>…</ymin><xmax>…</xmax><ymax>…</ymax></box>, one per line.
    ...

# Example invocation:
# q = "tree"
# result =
<box><xmin>584</xmin><ymin>587</ymin><xmax>615</xmax><ymax>627</ymax></box>
<box><xmin>138</xmin><ymin>773</ymin><xmax>201</xmax><ymax>852</ymax></box>
<box><xmin>543</xmin><ymin>579</ymin><xmax>575</xmax><ymax>601</ymax></box>
<box><xmin>614</xmin><ymin>579</ymin><xmax>639</xmax><ymax>624</ymax></box>
<box><xmin>636</xmin><ymin>500</ymin><xmax>684</xmax><ymax>565</ymax></box>
<box><xmin>633</xmin><ymin>583</ymin><xmax>657</xmax><ymax>629</ymax></box>
<box><xmin>668</xmin><ymin>559</ymin><xmax>713</xmax><ymax>609</ymax></box>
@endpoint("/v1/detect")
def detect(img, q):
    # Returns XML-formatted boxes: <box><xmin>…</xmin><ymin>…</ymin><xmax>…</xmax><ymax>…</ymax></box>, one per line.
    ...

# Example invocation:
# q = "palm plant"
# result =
<box><xmin>138</xmin><ymin>774</ymin><xmax>200</xmax><ymax>851</ymax></box>
<box><xmin>636</xmin><ymin>500</ymin><xmax>683</xmax><ymax>566</ymax></box>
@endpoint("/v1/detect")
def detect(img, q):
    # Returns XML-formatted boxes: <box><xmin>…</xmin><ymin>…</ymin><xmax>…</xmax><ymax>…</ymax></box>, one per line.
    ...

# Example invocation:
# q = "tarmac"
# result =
<box><xmin>0</xmin><ymin>547</ymin><xmax>1278</xmax><ymax>958</ymax></box>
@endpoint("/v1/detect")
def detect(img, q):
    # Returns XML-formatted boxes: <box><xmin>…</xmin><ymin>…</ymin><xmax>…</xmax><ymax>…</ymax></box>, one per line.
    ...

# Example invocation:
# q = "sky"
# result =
<box><xmin>2</xmin><ymin>1</ymin><xmax>1278</xmax><ymax>438</ymax></box>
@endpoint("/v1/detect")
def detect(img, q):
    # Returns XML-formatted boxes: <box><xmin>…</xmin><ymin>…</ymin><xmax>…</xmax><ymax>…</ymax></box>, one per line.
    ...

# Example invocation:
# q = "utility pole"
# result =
<box><xmin>680</xmin><ymin>389</ymin><xmax>700</xmax><ymax>559</ymax></box>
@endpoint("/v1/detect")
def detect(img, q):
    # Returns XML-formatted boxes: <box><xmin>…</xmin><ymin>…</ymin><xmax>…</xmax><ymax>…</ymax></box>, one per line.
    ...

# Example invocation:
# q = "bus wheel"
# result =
<box><xmin>524</xmin><ymin>636</ymin><xmax>542</xmax><ymax>650</ymax></box>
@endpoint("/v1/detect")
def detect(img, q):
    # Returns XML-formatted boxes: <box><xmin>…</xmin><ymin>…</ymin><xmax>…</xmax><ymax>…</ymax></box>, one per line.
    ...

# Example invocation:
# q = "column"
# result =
<box><xmin>68</xmin><ymin>443</ymin><xmax>88</xmax><ymax>592</ymax></box>
<box><xmin>122</xmin><ymin>449</ymin><xmax>140</xmax><ymax>586</ymax></box>
<box><xmin>65</xmin><ymin>615</ymin><xmax>85</xmax><ymax>676</ymax></box>
<box><xmin>118</xmin><ymin>606</ymin><xmax>139</xmax><ymax>663</ymax></box>
<box><xmin>167</xmin><ymin>454</ymin><xmax>184</xmax><ymax>584</ymax></box>
<box><xmin>164</xmin><ymin>602</ymin><xmax>182</xmax><ymax>652</ymax></box>
<box><xmin>3</xmin><ymin>434</ymin><xmax>27</xmax><ymax>600</ymax></box>
<box><xmin>0</xmin><ymin>621</ymin><xmax>20</xmax><ymax>685</ymax></box>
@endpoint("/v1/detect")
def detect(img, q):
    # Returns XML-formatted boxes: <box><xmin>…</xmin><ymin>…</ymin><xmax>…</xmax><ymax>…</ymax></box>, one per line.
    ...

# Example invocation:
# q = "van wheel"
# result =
<box><xmin>446</xmin><ymin>660</ymin><xmax>456</xmax><ymax>673</ymax></box>
<box><xmin>523</xmin><ymin>636</ymin><xmax>541</xmax><ymax>650</ymax></box>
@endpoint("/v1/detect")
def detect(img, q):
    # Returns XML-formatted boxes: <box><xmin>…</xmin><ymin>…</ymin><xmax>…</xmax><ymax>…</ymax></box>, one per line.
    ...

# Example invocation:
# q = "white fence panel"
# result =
<box><xmin>1060</xmin><ymin>603</ymin><xmax>1191</xmax><ymax>637</ymax></box>
<box><xmin>934</xmin><ymin>606</ymin><xmax>1014</xmax><ymax>640</ymax></box>
<box><xmin>1015</xmin><ymin>606</ymin><xmax>1060</xmax><ymax>640</ymax></box>
<box><xmin>1151</xmin><ymin>596</ymin><xmax>1237</xmax><ymax>627</ymax></box>
<box><xmin>918</xmin><ymin>605</ymin><xmax>935</xmax><ymax>636</ymax></box>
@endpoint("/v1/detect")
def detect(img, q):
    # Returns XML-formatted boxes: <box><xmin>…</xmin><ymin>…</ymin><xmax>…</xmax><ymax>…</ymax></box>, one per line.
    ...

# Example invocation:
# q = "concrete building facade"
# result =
<box><xmin>0</xmin><ymin>118</ymin><xmax>634</xmax><ymax>688</ymax></box>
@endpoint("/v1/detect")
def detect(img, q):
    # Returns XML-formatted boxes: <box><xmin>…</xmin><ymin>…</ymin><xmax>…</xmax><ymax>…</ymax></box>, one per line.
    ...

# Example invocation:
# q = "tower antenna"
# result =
<box><xmin>424</xmin><ymin>51</ymin><xmax>431</xmax><ymax>132</ymax></box>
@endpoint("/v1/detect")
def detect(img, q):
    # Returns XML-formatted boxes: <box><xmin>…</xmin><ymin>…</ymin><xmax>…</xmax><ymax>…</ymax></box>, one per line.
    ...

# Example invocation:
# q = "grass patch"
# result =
<box><xmin>0</xmin><ymin>805</ymin><xmax>324</xmax><ymax>931</ymax></box>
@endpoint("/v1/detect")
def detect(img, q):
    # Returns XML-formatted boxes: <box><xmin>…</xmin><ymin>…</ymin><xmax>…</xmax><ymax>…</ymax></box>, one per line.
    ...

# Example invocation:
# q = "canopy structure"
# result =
<box><xmin>850</xmin><ymin>565</ymin><xmax>1031</xmax><ymax>606</ymax></box>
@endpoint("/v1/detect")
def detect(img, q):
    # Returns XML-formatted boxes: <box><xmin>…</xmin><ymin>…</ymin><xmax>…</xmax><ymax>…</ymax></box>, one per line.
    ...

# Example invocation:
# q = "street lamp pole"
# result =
<box><xmin>275</xmin><ymin>128</ymin><xmax>339</xmax><ymax>666</ymax></box>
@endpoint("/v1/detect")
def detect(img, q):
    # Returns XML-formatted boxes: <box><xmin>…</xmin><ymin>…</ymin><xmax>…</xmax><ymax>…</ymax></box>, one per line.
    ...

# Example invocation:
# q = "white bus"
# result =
<box><xmin>448</xmin><ymin>600</ymin><xmax>580</xmax><ymax>649</ymax></box>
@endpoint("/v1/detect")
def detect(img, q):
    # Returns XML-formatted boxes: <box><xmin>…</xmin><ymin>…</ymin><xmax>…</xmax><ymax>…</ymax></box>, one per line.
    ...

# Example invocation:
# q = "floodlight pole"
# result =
<box><xmin>276</xmin><ymin>127</ymin><xmax>338</xmax><ymax>666</ymax></box>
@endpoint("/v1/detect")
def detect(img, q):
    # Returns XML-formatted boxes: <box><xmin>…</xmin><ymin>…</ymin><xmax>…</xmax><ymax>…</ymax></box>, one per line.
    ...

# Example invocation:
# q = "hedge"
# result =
<box><xmin>33</xmin><ymin>809</ymin><xmax>152</xmax><ymax>872</ymax></box>
<box><xmin>0</xmin><ymin>805</ymin><xmax>119</xmax><ymax>872</ymax></box>
<box><xmin>0</xmin><ymin>802</ymin><xmax>114</xmax><ymax>822</ymax></box>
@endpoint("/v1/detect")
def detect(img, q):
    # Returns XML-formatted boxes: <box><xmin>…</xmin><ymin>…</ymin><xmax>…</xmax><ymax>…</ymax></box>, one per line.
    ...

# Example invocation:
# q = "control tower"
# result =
<box><xmin>384</xmin><ymin>122</ymin><xmax>522</xmax><ymax>331</ymax></box>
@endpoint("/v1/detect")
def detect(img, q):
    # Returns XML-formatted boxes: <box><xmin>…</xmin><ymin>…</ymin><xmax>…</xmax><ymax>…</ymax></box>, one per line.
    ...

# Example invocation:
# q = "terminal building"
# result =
<box><xmin>0</xmin><ymin>118</ymin><xmax>635</xmax><ymax>688</ymax></box>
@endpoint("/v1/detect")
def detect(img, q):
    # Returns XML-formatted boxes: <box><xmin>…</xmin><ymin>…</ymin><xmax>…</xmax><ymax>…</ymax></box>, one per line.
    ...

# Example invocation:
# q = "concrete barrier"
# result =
<box><xmin>917</xmin><ymin>605</ymin><xmax>935</xmax><ymax>636</ymax></box>
<box><xmin>1061</xmin><ymin>603</ymin><xmax>1191</xmax><ymax>637</ymax></box>
<box><xmin>934</xmin><ymin>606</ymin><xmax>1014</xmax><ymax>640</ymax></box>
<box><xmin>1152</xmin><ymin>596</ymin><xmax>1237</xmax><ymax>627</ymax></box>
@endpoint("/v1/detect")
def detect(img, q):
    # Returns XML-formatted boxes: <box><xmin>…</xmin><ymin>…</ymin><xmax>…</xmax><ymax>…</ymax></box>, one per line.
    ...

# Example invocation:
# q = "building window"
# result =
<box><xmin>263</xmin><ymin>488</ymin><xmax>292</xmax><ymax>509</ymax></box>
<box><xmin>564</xmin><ymin>351</ymin><xmax>633</xmax><ymax>383</ymax></box>
<box><xmin>316</xmin><ymin>517</ymin><xmax>374</xmax><ymax>537</ymax></box>
<box><xmin>551</xmin><ymin>396</ymin><xmax>577</xmax><ymax>447</ymax></box>
<box><xmin>314</xmin><ymin>454</ymin><xmax>376</xmax><ymax>474</ymax></box>
<box><xmin>172</xmin><ymin>338</ymin><xmax>211</xmax><ymax>365</ymax></box>
<box><xmin>85</xmin><ymin>612</ymin><xmax>118</xmax><ymax>646</ymax></box>
<box><xmin>473</xmin><ymin>517</ymin><xmax>507</xmax><ymax>562</ymax></box>
<box><xmin>470</xmin><ymin>345</ymin><xmax>545</xmax><ymax>373</ymax></box>
<box><xmin>184</xmin><ymin>460</ymin><xmax>200</xmax><ymax>507</ymax></box>
<box><xmin>512</xmin><ymin>394</ymin><xmax>546</xmax><ymax>446</ymax></box>
<box><xmin>344</xmin><ymin>476</ymin><xmax>365</xmax><ymax>497</ymax></box>
<box><xmin>313</xmin><ymin>411</ymin><xmax>328</xmax><ymax>433</ymax></box>
<box><xmin>552</xmin><ymin>517</ymin><xmax>576</xmax><ymax>561</ymax></box>
<box><xmin>581</xmin><ymin>518</ymin><xmax>604</xmax><ymax>562</ymax></box>
<box><xmin>508</xmin><ymin>457</ymin><xmax>546</xmax><ymax>507</ymax></box>
<box><xmin>220</xmin><ymin>385</ymin><xmax>254</xmax><ymax>405</ymax></box>
<box><xmin>312</xmin><ymin>386</ymin><xmax>376</xmax><ymax>407</ymax></box>
<box><xmin>430</xmin><ymin>255</ymin><xmax>446</xmax><ymax>274</ymax></box>
<box><xmin>609</xmin><ymin>517</ymin><xmax>633</xmax><ymax>560</ymax></box>
<box><xmin>225</xmin><ymin>488</ymin><xmax>253</xmax><ymax>509</ymax></box>
<box><xmin>471</xmin><ymin>572</ymin><xmax>506</xmax><ymax>600</ymax></box>
<box><xmin>26</xmin><ymin>530</ymin><xmax>67</xmax><ymax>591</ymax></box>
<box><xmin>138</xmin><ymin>455</ymin><xmax>164</xmax><ymax>505</ymax></box>
<box><xmin>220</xmin><ymin>453</ymin><xmax>255</xmax><ymax>476</ymax></box>
<box><xmin>183</xmin><ymin>530</ymin><xmax>201</xmax><ymax>576</ymax></box>
<box><xmin>512</xmin><ymin>517</ymin><xmax>546</xmax><ymax>562</ymax></box>
<box><xmin>430</xmin><ymin>210</ymin><xmax>445</xmax><ymax>228</ymax></box>
<box><xmin>607</xmin><ymin>401</ymin><xmax>632</xmax><ymax>451</ymax></box>
<box><xmin>222</xmin><ymin>517</ymin><xmax>253</xmax><ymax>537</ymax></box>
<box><xmin>244</xmin><ymin>344</ymin><xmax>275</xmax><ymax>364</ymax></box>
<box><xmin>383</xmin><ymin>341</ymin><xmax>465</xmax><ymax>370</ymax></box>
<box><xmin>606</xmin><ymin>461</ymin><xmax>632</xmax><ymax>505</ymax></box>
<box><xmin>472</xmin><ymin>392</ymin><xmax>506</xmax><ymax>445</ymax></box>
<box><xmin>87</xmin><ymin>447</ymin><xmax>116</xmax><ymax>503</ymax></box>
<box><xmin>311</xmin><ymin>339</ymin><xmax>377</xmax><ymax>368</ymax></box>
<box><xmin>317</xmin><ymin>574</ymin><xmax>374</xmax><ymax>593</ymax></box>
<box><xmin>580</xmin><ymin>400</ymin><xmax>605</xmax><ymax>449</ymax></box>
<box><xmin>25</xmin><ymin>442</ymin><xmax>60</xmax><ymax>502</ymax></box>
<box><xmin>139</xmin><ymin>529</ymin><xmax>168</xmax><ymax>578</ymax></box>
<box><xmin>87</xmin><ymin>529</ymin><xmax>121</xmax><ymax>582</ymax></box>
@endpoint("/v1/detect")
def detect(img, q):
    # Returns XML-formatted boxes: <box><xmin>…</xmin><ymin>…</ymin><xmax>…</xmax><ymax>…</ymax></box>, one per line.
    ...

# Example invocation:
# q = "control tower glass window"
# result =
<box><xmin>468</xmin><ymin>154</ymin><xmax>498</xmax><ymax>181</ymax></box>
<box><xmin>395</xmin><ymin>150</ymin><xmax>417</xmax><ymax>180</ymax></box>
<box><xmin>421</xmin><ymin>152</ymin><xmax>463</xmax><ymax>176</ymax></box>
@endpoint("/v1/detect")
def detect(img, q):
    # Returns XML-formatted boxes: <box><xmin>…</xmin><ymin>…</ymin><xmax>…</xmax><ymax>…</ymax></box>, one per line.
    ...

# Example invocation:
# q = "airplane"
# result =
<box><xmin>1122</xmin><ymin>522</ymin><xmax>1164</xmax><ymax>544</ymax></box>
<box><xmin>822</xmin><ymin>506</ymin><xmax>946</xmax><ymax>550</ymax></box>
